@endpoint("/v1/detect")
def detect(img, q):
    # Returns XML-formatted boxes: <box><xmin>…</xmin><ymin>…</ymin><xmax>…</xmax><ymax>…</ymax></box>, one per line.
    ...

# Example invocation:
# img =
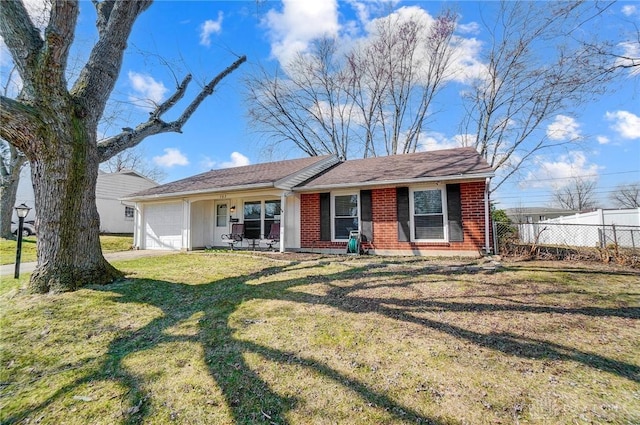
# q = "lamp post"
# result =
<box><xmin>14</xmin><ymin>203</ymin><xmax>31</xmax><ymax>279</ymax></box>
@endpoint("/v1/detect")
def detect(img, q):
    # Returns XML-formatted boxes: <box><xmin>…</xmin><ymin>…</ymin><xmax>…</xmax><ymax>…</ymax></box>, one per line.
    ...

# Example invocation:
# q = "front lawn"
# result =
<box><xmin>0</xmin><ymin>235</ymin><xmax>133</xmax><ymax>265</ymax></box>
<box><xmin>1</xmin><ymin>253</ymin><xmax>638</xmax><ymax>424</ymax></box>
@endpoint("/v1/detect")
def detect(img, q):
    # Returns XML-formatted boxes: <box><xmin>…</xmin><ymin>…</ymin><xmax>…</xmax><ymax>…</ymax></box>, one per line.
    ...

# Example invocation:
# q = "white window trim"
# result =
<box><xmin>243</xmin><ymin>199</ymin><xmax>282</xmax><ymax>238</ymax></box>
<box><xmin>409</xmin><ymin>186</ymin><xmax>448</xmax><ymax>242</ymax></box>
<box><xmin>331</xmin><ymin>191</ymin><xmax>360</xmax><ymax>242</ymax></box>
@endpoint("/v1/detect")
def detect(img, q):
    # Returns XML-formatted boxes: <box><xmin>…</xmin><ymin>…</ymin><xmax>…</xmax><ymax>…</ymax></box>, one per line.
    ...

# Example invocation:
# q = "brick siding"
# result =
<box><xmin>300</xmin><ymin>181</ymin><xmax>489</xmax><ymax>254</ymax></box>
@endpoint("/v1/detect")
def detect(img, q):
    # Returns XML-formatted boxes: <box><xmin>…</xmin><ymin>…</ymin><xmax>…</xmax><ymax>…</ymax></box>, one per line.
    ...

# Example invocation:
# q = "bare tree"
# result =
<box><xmin>610</xmin><ymin>182</ymin><xmax>640</xmax><ymax>208</ymax></box>
<box><xmin>460</xmin><ymin>1</ymin><xmax>621</xmax><ymax>193</ymax></box>
<box><xmin>0</xmin><ymin>0</ymin><xmax>245</xmax><ymax>293</ymax></box>
<box><xmin>0</xmin><ymin>140</ymin><xmax>27</xmax><ymax>239</ymax></box>
<box><xmin>246</xmin><ymin>8</ymin><xmax>457</xmax><ymax>159</ymax></box>
<box><xmin>553</xmin><ymin>178</ymin><xmax>599</xmax><ymax>211</ymax></box>
<box><xmin>100</xmin><ymin>146</ymin><xmax>166</xmax><ymax>182</ymax></box>
<box><xmin>0</xmin><ymin>66</ymin><xmax>27</xmax><ymax>239</ymax></box>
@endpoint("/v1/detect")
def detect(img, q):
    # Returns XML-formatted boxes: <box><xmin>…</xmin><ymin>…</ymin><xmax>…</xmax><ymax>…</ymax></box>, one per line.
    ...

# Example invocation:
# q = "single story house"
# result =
<box><xmin>122</xmin><ymin>147</ymin><xmax>495</xmax><ymax>256</ymax></box>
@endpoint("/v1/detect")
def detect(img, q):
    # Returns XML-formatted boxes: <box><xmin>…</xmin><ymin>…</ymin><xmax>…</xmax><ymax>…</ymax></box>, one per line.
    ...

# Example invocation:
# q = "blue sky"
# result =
<box><xmin>3</xmin><ymin>0</ymin><xmax>640</xmax><ymax>209</ymax></box>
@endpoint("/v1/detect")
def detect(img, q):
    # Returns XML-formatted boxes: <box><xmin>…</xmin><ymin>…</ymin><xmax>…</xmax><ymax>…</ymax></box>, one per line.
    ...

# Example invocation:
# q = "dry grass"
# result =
<box><xmin>1</xmin><ymin>253</ymin><xmax>638</xmax><ymax>424</ymax></box>
<box><xmin>0</xmin><ymin>235</ymin><xmax>133</xmax><ymax>265</ymax></box>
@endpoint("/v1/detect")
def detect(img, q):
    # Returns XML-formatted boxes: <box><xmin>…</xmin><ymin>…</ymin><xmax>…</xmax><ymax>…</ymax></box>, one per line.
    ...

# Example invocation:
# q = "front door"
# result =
<box><xmin>213</xmin><ymin>202</ymin><xmax>229</xmax><ymax>246</ymax></box>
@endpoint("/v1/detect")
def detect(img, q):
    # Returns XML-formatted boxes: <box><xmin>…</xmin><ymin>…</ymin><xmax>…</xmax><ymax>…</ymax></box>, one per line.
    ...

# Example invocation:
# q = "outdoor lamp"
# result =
<box><xmin>14</xmin><ymin>203</ymin><xmax>31</xmax><ymax>279</ymax></box>
<box><xmin>15</xmin><ymin>203</ymin><xmax>30</xmax><ymax>219</ymax></box>
<box><xmin>230</xmin><ymin>205</ymin><xmax>236</xmax><ymax>214</ymax></box>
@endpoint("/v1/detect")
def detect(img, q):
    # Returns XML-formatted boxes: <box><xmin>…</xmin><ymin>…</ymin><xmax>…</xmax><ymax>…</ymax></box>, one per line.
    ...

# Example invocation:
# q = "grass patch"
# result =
<box><xmin>1</xmin><ymin>254</ymin><xmax>638</xmax><ymax>424</ymax></box>
<box><xmin>0</xmin><ymin>235</ymin><xmax>133</xmax><ymax>265</ymax></box>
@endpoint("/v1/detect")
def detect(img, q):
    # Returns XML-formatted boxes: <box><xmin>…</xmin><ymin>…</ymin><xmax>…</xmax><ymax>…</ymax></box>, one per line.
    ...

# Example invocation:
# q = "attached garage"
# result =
<box><xmin>143</xmin><ymin>202</ymin><xmax>184</xmax><ymax>250</ymax></box>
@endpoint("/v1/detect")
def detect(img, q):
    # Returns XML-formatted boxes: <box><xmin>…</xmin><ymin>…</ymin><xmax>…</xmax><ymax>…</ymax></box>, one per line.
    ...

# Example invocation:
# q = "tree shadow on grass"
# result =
<box><xmin>6</xmin><ymin>257</ymin><xmax>639</xmax><ymax>424</ymax></box>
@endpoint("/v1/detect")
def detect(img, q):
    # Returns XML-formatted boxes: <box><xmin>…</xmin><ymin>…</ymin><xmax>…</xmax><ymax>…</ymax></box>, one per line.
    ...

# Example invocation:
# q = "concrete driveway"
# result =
<box><xmin>0</xmin><ymin>250</ymin><xmax>177</xmax><ymax>277</ymax></box>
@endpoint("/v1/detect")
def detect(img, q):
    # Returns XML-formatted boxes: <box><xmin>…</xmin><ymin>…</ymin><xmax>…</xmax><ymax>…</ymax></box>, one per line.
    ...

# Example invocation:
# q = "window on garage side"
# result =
<box><xmin>333</xmin><ymin>194</ymin><xmax>359</xmax><ymax>240</ymax></box>
<box><xmin>412</xmin><ymin>189</ymin><xmax>446</xmax><ymax>240</ymax></box>
<box><xmin>124</xmin><ymin>206</ymin><xmax>134</xmax><ymax>220</ymax></box>
<box><xmin>243</xmin><ymin>201</ymin><xmax>261</xmax><ymax>239</ymax></box>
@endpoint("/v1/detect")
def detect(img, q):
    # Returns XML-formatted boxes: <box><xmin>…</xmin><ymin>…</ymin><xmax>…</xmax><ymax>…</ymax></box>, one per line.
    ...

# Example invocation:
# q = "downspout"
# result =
<box><xmin>280</xmin><ymin>191</ymin><xmax>286</xmax><ymax>253</ymax></box>
<box><xmin>484</xmin><ymin>178</ymin><xmax>492</xmax><ymax>255</ymax></box>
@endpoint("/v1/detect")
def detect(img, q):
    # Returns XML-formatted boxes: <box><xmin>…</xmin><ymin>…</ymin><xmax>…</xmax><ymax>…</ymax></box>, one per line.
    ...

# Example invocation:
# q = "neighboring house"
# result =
<box><xmin>14</xmin><ymin>167</ymin><xmax>158</xmax><ymax>234</ymax></box>
<box><xmin>504</xmin><ymin>207</ymin><xmax>577</xmax><ymax>224</ymax></box>
<box><xmin>95</xmin><ymin>170</ymin><xmax>159</xmax><ymax>233</ymax></box>
<box><xmin>123</xmin><ymin>147</ymin><xmax>495</xmax><ymax>256</ymax></box>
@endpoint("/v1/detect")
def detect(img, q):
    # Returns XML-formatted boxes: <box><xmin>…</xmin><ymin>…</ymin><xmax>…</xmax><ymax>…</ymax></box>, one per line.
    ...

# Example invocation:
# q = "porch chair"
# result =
<box><xmin>264</xmin><ymin>222</ymin><xmax>280</xmax><ymax>251</ymax></box>
<box><xmin>222</xmin><ymin>223</ymin><xmax>244</xmax><ymax>250</ymax></box>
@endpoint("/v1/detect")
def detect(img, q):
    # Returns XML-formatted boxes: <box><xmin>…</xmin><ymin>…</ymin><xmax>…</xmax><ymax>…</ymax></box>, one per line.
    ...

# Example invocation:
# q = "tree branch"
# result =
<box><xmin>0</xmin><ymin>96</ymin><xmax>40</xmax><ymax>157</ymax></box>
<box><xmin>71</xmin><ymin>0</ymin><xmax>152</xmax><ymax>123</ymax></box>
<box><xmin>41</xmin><ymin>0</ymin><xmax>79</xmax><ymax>88</ymax></box>
<box><xmin>97</xmin><ymin>55</ymin><xmax>246</xmax><ymax>162</ymax></box>
<box><xmin>0</xmin><ymin>0</ymin><xmax>43</xmax><ymax>97</ymax></box>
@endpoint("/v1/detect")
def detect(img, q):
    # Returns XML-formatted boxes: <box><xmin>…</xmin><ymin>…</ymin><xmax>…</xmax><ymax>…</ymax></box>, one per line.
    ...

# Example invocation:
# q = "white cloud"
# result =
<box><xmin>615</xmin><ymin>41</ymin><xmax>640</xmax><ymax>75</ymax></box>
<box><xmin>200</xmin><ymin>152</ymin><xmax>250</xmax><ymax>170</ymax></box>
<box><xmin>418</xmin><ymin>132</ymin><xmax>469</xmax><ymax>151</ymax></box>
<box><xmin>457</xmin><ymin>22</ymin><xmax>480</xmax><ymax>35</ymax></box>
<box><xmin>128</xmin><ymin>71</ymin><xmax>167</xmax><ymax>110</ymax></box>
<box><xmin>546</xmin><ymin>115</ymin><xmax>581</xmax><ymax>141</ymax></box>
<box><xmin>153</xmin><ymin>148</ymin><xmax>189</xmax><ymax>168</ymax></box>
<box><xmin>200</xmin><ymin>11</ymin><xmax>223</xmax><ymax>46</ymax></box>
<box><xmin>606</xmin><ymin>110</ymin><xmax>640</xmax><ymax>139</ymax></box>
<box><xmin>200</xmin><ymin>156</ymin><xmax>216</xmax><ymax>170</ymax></box>
<box><xmin>264</xmin><ymin>0</ymin><xmax>340</xmax><ymax>66</ymax></box>
<box><xmin>621</xmin><ymin>5</ymin><xmax>638</xmax><ymax>16</ymax></box>
<box><xmin>221</xmin><ymin>152</ymin><xmax>250</xmax><ymax>168</ymax></box>
<box><xmin>345</xmin><ymin>0</ymin><xmax>401</xmax><ymax>25</ymax></box>
<box><xmin>596</xmin><ymin>135</ymin><xmax>610</xmax><ymax>145</ymax></box>
<box><xmin>522</xmin><ymin>151</ymin><xmax>600</xmax><ymax>189</ymax></box>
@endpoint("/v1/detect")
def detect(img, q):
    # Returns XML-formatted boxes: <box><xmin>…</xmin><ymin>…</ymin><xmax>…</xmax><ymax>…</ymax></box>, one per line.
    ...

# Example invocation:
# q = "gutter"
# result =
<box><xmin>293</xmin><ymin>172</ymin><xmax>495</xmax><ymax>193</ymax></box>
<box><xmin>484</xmin><ymin>177</ymin><xmax>492</xmax><ymax>255</ymax></box>
<box><xmin>121</xmin><ymin>182</ymin><xmax>275</xmax><ymax>202</ymax></box>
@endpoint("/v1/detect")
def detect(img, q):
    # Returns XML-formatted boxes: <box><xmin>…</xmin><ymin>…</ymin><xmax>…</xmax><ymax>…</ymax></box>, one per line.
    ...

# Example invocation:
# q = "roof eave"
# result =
<box><xmin>294</xmin><ymin>172</ymin><xmax>495</xmax><ymax>192</ymax></box>
<box><xmin>121</xmin><ymin>182</ymin><xmax>276</xmax><ymax>202</ymax></box>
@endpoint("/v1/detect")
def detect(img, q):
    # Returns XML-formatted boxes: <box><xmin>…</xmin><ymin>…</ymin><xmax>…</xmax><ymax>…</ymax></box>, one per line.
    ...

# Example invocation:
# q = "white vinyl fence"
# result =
<box><xmin>495</xmin><ymin>208</ymin><xmax>640</xmax><ymax>251</ymax></box>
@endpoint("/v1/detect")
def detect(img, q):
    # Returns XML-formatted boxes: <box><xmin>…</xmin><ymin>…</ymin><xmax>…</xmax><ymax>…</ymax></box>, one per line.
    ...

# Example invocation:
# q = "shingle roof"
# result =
<box><xmin>124</xmin><ymin>155</ymin><xmax>338</xmax><ymax>199</ymax></box>
<box><xmin>296</xmin><ymin>147</ymin><xmax>493</xmax><ymax>190</ymax></box>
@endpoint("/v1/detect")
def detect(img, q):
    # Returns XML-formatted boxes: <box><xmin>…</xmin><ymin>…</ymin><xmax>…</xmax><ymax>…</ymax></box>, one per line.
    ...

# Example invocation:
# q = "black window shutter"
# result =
<box><xmin>320</xmin><ymin>192</ymin><xmax>331</xmax><ymax>241</ymax></box>
<box><xmin>360</xmin><ymin>190</ymin><xmax>372</xmax><ymax>242</ymax></box>
<box><xmin>396</xmin><ymin>187</ymin><xmax>410</xmax><ymax>242</ymax></box>
<box><xmin>446</xmin><ymin>184</ymin><xmax>464</xmax><ymax>242</ymax></box>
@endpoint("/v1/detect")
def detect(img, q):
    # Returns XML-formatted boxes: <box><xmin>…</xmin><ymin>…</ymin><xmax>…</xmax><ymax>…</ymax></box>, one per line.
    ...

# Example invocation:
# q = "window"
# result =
<box><xmin>243</xmin><ymin>201</ymin><xmax>262</xmax><ymax>239</ymax></box>
<box><xmin>411</xmin><ymin>188</ymin><xmax>445</xmax><ymax>240</ymax></box>
<box><xmin>264</xmin><ymin>200</ymin><xmax>281</xmax><ymax>239</ymax></box>
<box><xmin>333</xmin><ymin>193</ymin><xmax>358</xmax><ymax>240</ymax></box>
<box><xmin>216</xmin><ymin>204</ymin><xmax>227</xmax><ymax>227</ymax></box>
<box><xmin>243</xmin><ymin>200</ymin><xmax>281</xmax><ymax>239</ymax></box>
<box><xmin>124</xmin><ymin>206</ymin><xmax>134</xmax><ymax>220</ymax></box>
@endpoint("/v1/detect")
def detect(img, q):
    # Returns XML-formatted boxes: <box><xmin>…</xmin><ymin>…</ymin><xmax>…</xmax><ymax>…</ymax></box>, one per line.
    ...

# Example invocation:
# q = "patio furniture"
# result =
<box><xmin>222</xmin><ymin>223</ymin><xmax>244</xmax><ymax>250</ymax></box>
<box><xmin>264</xmin><ymin>223</ymin><xmax>280</xmax><ymax>251</ymax></box>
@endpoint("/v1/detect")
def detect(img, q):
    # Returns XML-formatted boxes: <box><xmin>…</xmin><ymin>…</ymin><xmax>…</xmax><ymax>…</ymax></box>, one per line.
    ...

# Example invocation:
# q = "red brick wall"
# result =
<box><xmin>300</xmin><ymin>181</ymin><xmax>489</xmax><ymax>254</ymax></box>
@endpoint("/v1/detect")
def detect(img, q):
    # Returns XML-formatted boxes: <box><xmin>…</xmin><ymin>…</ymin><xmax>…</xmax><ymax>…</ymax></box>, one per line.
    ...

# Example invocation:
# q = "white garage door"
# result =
<box><xmin>144</xmin><ymin>202</ymin><xmax>183</xmax><ymax>250</ymax></box>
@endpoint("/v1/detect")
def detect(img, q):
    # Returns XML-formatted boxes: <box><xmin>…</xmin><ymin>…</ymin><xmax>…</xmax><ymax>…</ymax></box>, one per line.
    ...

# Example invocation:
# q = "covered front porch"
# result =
<box><xmin>132</xmin><ymin>188</ymin><xmax>301</xmax><ymax>252</ymax></box>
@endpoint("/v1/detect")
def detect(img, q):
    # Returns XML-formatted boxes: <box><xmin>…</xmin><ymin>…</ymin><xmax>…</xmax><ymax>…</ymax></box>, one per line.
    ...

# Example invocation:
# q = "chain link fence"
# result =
<box><xmin>493</xmin><ymin>221</ymin><xmax>640</xmax><ymax>268</ymax></box>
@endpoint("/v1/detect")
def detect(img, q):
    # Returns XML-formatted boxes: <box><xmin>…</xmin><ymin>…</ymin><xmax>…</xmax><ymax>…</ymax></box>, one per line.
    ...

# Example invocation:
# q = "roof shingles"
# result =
<box><xmin>125</xmin><ymin>148</ymin><xmax>493</xmax><ymax>200</ymax></box>
<box><xmin>296</xmin><ymin>147</ymin><xmax>493</xmax><ymax>190</ymax></box>
<box><xmin>126</xmin><ymin>155</ymin><xmax>335</xmax><ymax>198</ymax></box>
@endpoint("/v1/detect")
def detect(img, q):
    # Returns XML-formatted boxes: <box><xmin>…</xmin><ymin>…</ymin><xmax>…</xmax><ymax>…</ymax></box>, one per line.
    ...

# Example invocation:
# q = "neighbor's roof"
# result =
<box><xmin>123</xmin><ymin>155</ymin><xmax>339</xmax><ymax>200</ymax></box>
<box><xmin>295</xmin><ymin>147</ymin><xmax>494</xmax><ymax>191</ymax></box>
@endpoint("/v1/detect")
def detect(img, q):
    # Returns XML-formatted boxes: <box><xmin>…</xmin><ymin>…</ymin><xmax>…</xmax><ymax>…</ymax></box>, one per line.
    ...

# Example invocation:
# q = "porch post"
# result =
<box><xmin>280</xmin><ymin>191</ymin><xmax>286</xmax><ymax>253</ymax></box>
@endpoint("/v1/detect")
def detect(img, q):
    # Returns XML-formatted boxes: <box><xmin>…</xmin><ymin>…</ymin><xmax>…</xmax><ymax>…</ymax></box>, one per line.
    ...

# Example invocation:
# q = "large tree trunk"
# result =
<box><xmin>29</xmin><ymin>119</ymin><xmax>121</xmax><ymax>293</ymax></box>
